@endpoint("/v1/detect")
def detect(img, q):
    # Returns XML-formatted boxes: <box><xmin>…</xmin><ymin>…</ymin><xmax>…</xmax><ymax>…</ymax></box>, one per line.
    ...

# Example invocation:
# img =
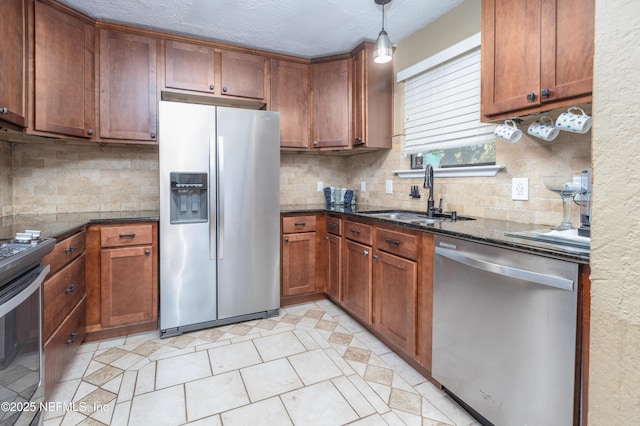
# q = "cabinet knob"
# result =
<box><xmin>65</xmin><ymin>284</ymin><xmax>78</xmax><ymax>294</ymax></box>
<box><xmin>1</xmin><ymin>108</ymin><xmax>9</xmax><ymax>114</ymax></box>
<box><xmin>373</xmin><ymin>254</ymin><xmax>379</xmax><ymax>260</ymax></box>
<box><xmin>324</xmin><ymin>236</ymin><xmax>329</xmax><ymax>240</ymax></box>
<box><xmin>209</xmin><ymin>84</ymin><xmax>214</xmax><ymax>91</ymax></box>
<box><xmin>541</xmin><ymin>88</ymin><xmax>551</xmax><ymax>98</ymax></box>
<box><xmin>145</xmin><ymin>249</ymin><xmax>151</xmax><ymax>256</ymax></box>
<box><xmin>354</xmin><ymin>137</ymin><xmax>363</xmax><ymax>145</ymax></box>
<box><xmin>526</xmin><ymin>92</ymin><xmax>536</xmax><ymax>102</ymax></box>
<box><xmin>313</xmin><ymin>141</ymin><xmax>319</xmax><ymax>147</ymax></box>
<box><xmin>151</xmin><ymin>133</ymin><xmax>156</xmax><ymax>139</ymax></box>
<box><xmin>284</xmin><ymin>237</ymin><xmax>289</xmax><ymax>243</ymax></box>
<box><xmin>363</xmin><ymin>250</ymin><xmax>369</xmax><ymax>256</ymax></box>
<box><xmin>87</xmin><ymin>129</ymin><xmax>94</xmax><ymax>135</ymax></box>
<box><xmin>222</xmin><ymin>87</ymin><xmax>228</xmax><ymax>93</ymax></box>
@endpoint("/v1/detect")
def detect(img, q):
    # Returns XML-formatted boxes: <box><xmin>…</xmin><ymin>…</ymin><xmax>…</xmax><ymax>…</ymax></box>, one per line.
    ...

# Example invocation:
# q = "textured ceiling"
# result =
<box><xmin>58</xmin><ymin>0</ymin><xmax>465</xmax><ymax>58</ymax></box>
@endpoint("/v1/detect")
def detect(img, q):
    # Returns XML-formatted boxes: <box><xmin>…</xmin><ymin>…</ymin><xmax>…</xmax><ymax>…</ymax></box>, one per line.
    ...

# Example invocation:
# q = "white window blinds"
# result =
<box><xmin>401</xmin><ymin>43</ymin><xmax>495</xmax><ymax>155</ymax></box>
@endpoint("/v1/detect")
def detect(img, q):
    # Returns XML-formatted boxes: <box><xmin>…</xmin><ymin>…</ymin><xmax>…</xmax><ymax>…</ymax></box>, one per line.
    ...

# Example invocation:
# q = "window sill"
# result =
<box><xmin>393</xmin><ymin>165</ymin><xmax>505</xmax><ymax>179</ymax></box>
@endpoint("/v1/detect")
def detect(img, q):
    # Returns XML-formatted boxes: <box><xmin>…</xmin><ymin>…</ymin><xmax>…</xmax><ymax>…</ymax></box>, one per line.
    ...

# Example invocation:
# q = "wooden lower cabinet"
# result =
<box><xmin>325</xmin><ymin>233</ymin><xmax>341</xmax><ymax>300</ymax></box>
<box><xmin>342</xmin><ymin>239</ymin><xmax>372</xmax><ymax>323</ymax></box>
<box><xmin>373</xmin><ymin>251</ymin><xmax>417</xmax><ymax>356</ymax></box>
<box><xmin>281</xmin><ymin>232</ymin><xmax>316</xmax><ymax>297</ymax></box>
<box><xmin>85</xmin><ymin>222</ymin><xmax>158</xmax><ymax>340</ymax></box>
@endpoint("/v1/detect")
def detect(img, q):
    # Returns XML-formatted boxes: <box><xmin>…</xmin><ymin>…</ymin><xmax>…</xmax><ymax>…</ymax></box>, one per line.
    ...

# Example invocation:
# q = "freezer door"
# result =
<box><xmin>159</xmin><ymin>101</ymin><xmax>218</xmax><ymax>332</ymax></box>
<box><xmin>215</xmin><ymin>107</ymin><xmax>280</xmax><ymax>319</ymax></box>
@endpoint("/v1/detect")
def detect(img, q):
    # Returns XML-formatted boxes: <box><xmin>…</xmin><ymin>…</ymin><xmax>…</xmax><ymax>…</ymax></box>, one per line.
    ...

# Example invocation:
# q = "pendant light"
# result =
<box><xmin>373</xmin><ymin>0</ymin><xmax>393</xmax><ymax>64</ymax></box>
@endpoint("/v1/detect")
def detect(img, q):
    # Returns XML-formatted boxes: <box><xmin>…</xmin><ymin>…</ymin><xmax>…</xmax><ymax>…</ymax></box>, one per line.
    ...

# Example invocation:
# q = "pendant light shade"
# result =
<box><xmin>373</xmin><ymin>0</ymin><xmax>393</xmax><ymax>64</ymax></box>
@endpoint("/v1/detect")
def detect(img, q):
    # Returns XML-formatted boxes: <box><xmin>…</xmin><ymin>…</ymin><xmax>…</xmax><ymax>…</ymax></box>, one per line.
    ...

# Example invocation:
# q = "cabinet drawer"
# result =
<box><xmin>376</xmin><ymin>228</ymin><xmax>418</xmax><ymax>261</ymax></box>
<box><xmin>101</xmin><ymin>224</ymin><xmax>153</xmax><ymax>247</ymax></box>
<box><xmin>326</xmin><ymin>216</ymin><xmax>342</xmax><ymax>236</ymax></box>
<box><xmin>344</xmin><ymin>220</ymin><xmax>372</xmax><ymax>246</ymax></box>
<box><xmin>44</xmin><ymin>297</ymin><xmax>85</xmax><ymax>399</ymax></box>
<box><xmin>282</xmin><ymin>215</ymin><xmax>317</xmax><ymax>234</ymax></box>
<box><xmin>43</xmin><ymin>230</ymin><xmax>86</xmax><ymax>274</ymax></box>
<box><xmin>43</xmin><ymin>255</ymin><xmax>86</xmax><ymax>342</ymax></box>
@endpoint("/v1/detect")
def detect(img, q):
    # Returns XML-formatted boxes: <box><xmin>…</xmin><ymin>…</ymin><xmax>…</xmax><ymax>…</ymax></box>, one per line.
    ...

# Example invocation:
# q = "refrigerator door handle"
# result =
<box><xmin>217</xmin><ymin>136</ymin><xmax>224</xmax><ymax>260</ymax></box>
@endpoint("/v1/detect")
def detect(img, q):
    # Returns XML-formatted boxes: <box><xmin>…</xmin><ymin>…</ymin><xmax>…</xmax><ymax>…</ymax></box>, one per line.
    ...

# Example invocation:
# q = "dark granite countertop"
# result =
<box><xmin>281</xmin><ymin>204</ymin><xmax>589</xmax><ymax>264</ymax></box>
<box><xmin>0</xmin><ymin>211</ymin><xmax>159</xmax><ymax>241</ymax></box>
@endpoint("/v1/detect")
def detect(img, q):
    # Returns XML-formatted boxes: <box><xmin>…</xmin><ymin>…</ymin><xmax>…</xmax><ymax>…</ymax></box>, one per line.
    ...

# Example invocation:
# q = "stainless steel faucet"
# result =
<box><xmin>423</xmin><ymin>164</ymin><xmax>435</xmax><ymax>217</ymax></box>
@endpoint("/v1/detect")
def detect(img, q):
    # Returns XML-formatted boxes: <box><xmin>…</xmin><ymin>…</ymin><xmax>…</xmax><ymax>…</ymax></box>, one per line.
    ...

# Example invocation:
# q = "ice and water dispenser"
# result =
<box><xmin>169</xmin><ymin>172</ymin><xmax>208</xmax><ymax>224</ymax></box>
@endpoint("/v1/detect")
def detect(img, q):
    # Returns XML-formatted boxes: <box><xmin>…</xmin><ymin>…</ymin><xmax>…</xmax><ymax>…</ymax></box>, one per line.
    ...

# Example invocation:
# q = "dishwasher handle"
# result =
<box><xmin>435</xmin><ymin>246</ymin><xmax>574</xmax><ymax>291</ymax></box>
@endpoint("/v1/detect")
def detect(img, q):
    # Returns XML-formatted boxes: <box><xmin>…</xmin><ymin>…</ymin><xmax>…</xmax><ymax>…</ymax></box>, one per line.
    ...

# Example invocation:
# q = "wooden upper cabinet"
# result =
<box><xmin>312</xmin><ymin>59</ymin><xmax>351</xmax><ymax>149</ymax></box>
<box><xmin>34</xmin><ymin>2</ymin><xmax>95</xmax><ymax>139</ymax></box>
<box><xmin>352</xmin><ymin>43</ymin><xmax>393</xmax><ymax>149</ymax></box>
<box><xmin>164</xmin><ymin>40</ymin><xmax>216</xmax><ymax>94</ymax></box>
<box><xmin>481</xmin><ymin>0</ymin><xmax>594</xmax><ymax>120</ymax></box>
<box><xmin>0</xmin><ymin>0</ymin><xmax>27</xmax><ymax>127</ymax></box>
<box><xmin>220</xmin><ymin>50</ymin><xmax>266</xmax><ymax>100</ymax></box>
<box><xmin>270</xmin><ymin>59</ymin><xmax>311</xmax><ymax>150</ymax></box>
<box><xmin>99</xmin><ymin>29</ymin><xmax>158</xmax><ymax>142</ymax></box>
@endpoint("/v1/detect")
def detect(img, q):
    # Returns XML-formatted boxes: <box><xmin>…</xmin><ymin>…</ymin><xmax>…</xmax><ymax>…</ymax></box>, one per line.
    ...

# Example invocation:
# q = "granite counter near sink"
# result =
<box><xmin>281</xmin><ymin>204</ymin><xmax>589</xmax><ymax>264</ymax></box>
<box><xmin>0</xmin><ymin>211</ymin><xmax>159</xmax><ymax>241</ymax></box>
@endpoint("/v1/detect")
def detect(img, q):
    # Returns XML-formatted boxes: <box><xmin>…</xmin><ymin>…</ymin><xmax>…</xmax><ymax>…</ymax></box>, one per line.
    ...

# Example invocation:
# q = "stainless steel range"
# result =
<box><xmin>0</xmin><ymin>231</ymin><xmax>54</xmax><ymax>426</ymax></box>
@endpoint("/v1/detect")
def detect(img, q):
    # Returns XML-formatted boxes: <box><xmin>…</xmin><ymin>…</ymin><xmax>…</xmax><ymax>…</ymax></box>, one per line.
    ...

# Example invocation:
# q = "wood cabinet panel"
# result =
<box><xmin>326</xmin><ymin>216</ymin><xmax>342</xmax><ymax>236</ymax></box>
<box><xmin>270</xmin><ymin>59</ymin><xmax>311</xmax><ymax>149</ymax></box>
<box><xmin>42</xmin><ymin>230</ymin><xmax>86</xmax><ymax>274</ymax></box>
<box><xmin>342</xmin><ymin>239</ymin><xmax>372</xmax><ymax>323</ymax></box>
<box><xmin>164</xmin><ymin>40</ymin><xmax>216</xmax><ymax>94</ymax></box>
<box><xmin>100</xmin><ymin>224</ymin><xmax>153</xmax><ymax>247</ymax></box>
<box><xmin>312</xmin><ymin>59</ymin><xmax>350</xmax><ymax>149</ymax></box>
<box><xmin>34</xmin><ymin>2</ymin><xmax>94</xmax><ymax>138</ymax></box>
<box><xmin>416</xmin><ymin>233</ymin><xmax>434</xmax><ymax>370</ymax></box>
<box><xmin>325</xmin><ymin>233</ymin><xmax>341</xmax><ymax>300</ymax></box>
<box><xmin>344</xmin><ymin>220</ymin><xmax>372</xmax><ymax>246</ymax></box>
<box><xmin>43</xmin><ymin>255</ymin><xmax>86</xmax><ymax>342</ymax></box>
<box><xmin>0</xmin><ymin>0</ymin><xmax>27</xmax><ymax>127</ymax></box>
<box><xmin>99</xmin><ymin>29</ymin><xmax>158</xmax><ymax>142</ymax></box>
<box><xmin>220</xmin><ymin>50</ymin><xmax>266</xmax><ymax>100</ymax></box>
<box><xmin>281</xmin><ymin>232</ymin><xmax>316</xmax><ymax>297</ymax></box>
<box><xmin>282</xmin><ymin>215</ymin><xmax>317</xmax><ymax>234</ymax></box>
<box><xmin>44</xmin><ymin>298</ymin><xmax>85</xmax><ymax>399</ymax></box>
<box><xmin>100</xmin><ymin>245</ymin><xmax>155</xmax><ymax>327</ymax></box>
<box><xmin>376</xmin><ymin>228</ymin><xmax>418</xmax><ymax>261</ymax></box>
<box><xmin>373</xmin><ymin>251</ymin><xmax>417</xmax><ymax>355</ymax></box>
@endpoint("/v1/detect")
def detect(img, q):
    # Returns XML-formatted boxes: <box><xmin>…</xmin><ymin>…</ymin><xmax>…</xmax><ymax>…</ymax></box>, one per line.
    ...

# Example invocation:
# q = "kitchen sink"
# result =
<box><xmin>360</xmin><ymin>210</ymin><xmax>475</xmax><ymax>224</ymax></box>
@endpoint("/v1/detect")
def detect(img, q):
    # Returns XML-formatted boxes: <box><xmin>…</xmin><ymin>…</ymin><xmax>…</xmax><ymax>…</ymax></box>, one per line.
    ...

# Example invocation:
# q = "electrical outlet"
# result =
<box><xmin>385</xmin><ymin>180</ymin><xmax>393</xmax><ymax>194</ymax></box>
<box><xmin>317</xmin><ymin>181</ymin><xmax>323</xmax><ymax>192</ymax></box>
<box><xmin>361</xmin><ymin>181</ymin><xmax>366</xmax><ymax>193</ymax></box>
<box><xmin>512</xmin><ymin>178</ymin><xmax>529</xmax><ymax>200</ymax></box>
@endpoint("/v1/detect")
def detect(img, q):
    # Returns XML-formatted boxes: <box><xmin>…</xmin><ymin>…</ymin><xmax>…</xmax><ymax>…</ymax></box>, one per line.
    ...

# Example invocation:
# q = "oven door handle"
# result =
<box><xmin>435</xmin><ymin>246</ymin><xmax>574</xmax><ymax>291</ymax></box>
<box><xmin>0</xmin><ymin>265</ymin><xmax>50</xmax><ymax>317</ymax></box>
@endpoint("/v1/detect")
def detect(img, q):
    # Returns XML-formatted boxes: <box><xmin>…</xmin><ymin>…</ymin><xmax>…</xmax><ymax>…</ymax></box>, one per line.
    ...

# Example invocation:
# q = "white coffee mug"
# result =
<box><xmin>494</xmin><ymin>119</ymin><xmax>522</xmax><ymax>143</ymax></box>
<box><xmin>555</xmin><ymin>107</ymin><xmax>592</xmax><ymax>134</ymax></box>
<box><xmin>527</xmin><ymin>116</ymin><xmax>560</xmax><ymax>141</ymax></box>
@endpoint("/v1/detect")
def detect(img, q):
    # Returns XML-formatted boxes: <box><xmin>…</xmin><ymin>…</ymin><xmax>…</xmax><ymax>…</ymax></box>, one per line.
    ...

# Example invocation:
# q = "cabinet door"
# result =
<box><xmin>0</xmin><ymin>0</ymin><xmax>27</xmax><ymax>127</ymax></box>
<box><xmin>373</xmin><ymin>251</ymin><xmax>417</xmax><ymax>355</ymax></box>
<box><xmin>481</xmin><ymin>0</ymin><xmax>542</xmax><ymax>116</ymax></box>
<box><xmin>352</xmin><ymin>49</ymin><xmax>366</xmax><ymax>147</ymax></box>
<box><xmin>270</xmin><ymin>59</ymin><xmax>311</xmax><ymax>149</ymax></box>
<box><xmin>342</xmin><ymin>239</ymin><xmax>372</xmax><ymax>323</ymax></box>
<box><xmin>164</xmin><ymin>40</ymin><xmax>216</xmax><ymax>94</ymax></box>
<box><xmin>325</xmin><ymin>233</ymin><xmax>341</xmax><ymax>300</ymax></box>
<box><xmin>99</xmin><ymin>29</ymin><xmax>158</xmax><ymax>142</ymax></box>
<box><xmin>35</xmin><ymin>2</ymin><xmax>94</xmax><ymax>138</ymax></box>
<box><xmin>540</xmin><ymin>0</ymin><xmax>594</xmax><ymax>102</ymax></box>
<box><xmin>312</xmin><ymin>59</ymin><xmax>350</xmax><ymax>149</ymax></box>
<box><xmin>101</xmin><ymin>245</ymin><xmax>155</xmax><ymax>327</ymax></box>
<box><xmin>220</xmin><ymin>50</ymin><xmax>266</xmax><ymax>100</ymax></box>
<box><xmin>282</xmin><ymin>232</ymin><xmax>316</xmax><ymax>296</ymax></box>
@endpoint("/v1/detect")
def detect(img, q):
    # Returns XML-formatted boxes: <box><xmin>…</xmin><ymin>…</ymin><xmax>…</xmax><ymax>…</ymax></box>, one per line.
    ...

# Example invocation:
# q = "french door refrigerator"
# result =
<box><xmin>159</xmin><ymin>101</ymin><xmax>280</xmax><ymax>338</ymax></box>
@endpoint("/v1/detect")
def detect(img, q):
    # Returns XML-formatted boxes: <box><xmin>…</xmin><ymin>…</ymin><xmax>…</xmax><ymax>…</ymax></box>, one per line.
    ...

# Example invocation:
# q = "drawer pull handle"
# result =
<box><xmin>329</xmin><ymin>223</ymin><xmax>337</xmax><ymax>228</ymax></box>
<box><xmin>64</xmin><ymin>246</ymin><xmax>76</xmax><ymax>254</ymax></box>
<box><xmin>294</xmin><ymin>222</ymin><xmax>306</xmax><ymax>227</ymax></box>
<box><xmin>350</xmin><ymin>229</ymin><xmax>361</xmax><ymax>236</ymax></box>
<box><xmin>66</xmin><ymin>332</ymin><xmax>78</xmax><ymax>344</ymax></box>
<box><xmin>119</xmin><ymin>233</ymin><xmax>136</xmax><ymax>239</ymax></box>
<box><xmin>385</xmin><ymin>238</ymin><xmax>401</xmax><ymax>246</ymax></box>
<box><xmin>65</xmin><ymin>284</ymin><xmax>78</xmax><ymax>294</ymax></box>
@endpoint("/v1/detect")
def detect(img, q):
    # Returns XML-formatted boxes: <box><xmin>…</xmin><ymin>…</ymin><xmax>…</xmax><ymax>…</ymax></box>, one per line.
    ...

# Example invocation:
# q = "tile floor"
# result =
<box><xmin>43</xmin><ymin>300</ymin><xmax>479</xmax><ymax>426</ymax></box>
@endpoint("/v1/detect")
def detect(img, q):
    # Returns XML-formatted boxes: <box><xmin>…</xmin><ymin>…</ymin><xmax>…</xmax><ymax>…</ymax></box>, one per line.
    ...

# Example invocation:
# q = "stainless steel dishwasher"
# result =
<box><xmin>432</xmin><ymin>235</ymin><xmax>580</xmax><ymax>426</ymax></box>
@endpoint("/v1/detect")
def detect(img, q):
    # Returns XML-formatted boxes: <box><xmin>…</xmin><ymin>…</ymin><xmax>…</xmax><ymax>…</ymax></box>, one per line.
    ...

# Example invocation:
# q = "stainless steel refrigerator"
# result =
<box><xmin>159</xmin><ymin>101</ymin><xmax>280</xmax><ymax>338</ymax></box>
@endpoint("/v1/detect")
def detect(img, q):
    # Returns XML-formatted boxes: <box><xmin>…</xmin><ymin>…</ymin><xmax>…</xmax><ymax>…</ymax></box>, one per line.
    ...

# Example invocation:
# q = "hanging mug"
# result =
<box><xmin>494</xmin><ymin>119</ymin><xmax>522</xmax><ymax>143</ymax></box>
<box><xmin>555</xmin><ymin>107</ymin><xmax>592</xmax><ymax>134</ymax></box>
<box><xmin>527</xmin><ymin>116</ymin><xmax>560</xmax><ymax>141</ymax></box>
